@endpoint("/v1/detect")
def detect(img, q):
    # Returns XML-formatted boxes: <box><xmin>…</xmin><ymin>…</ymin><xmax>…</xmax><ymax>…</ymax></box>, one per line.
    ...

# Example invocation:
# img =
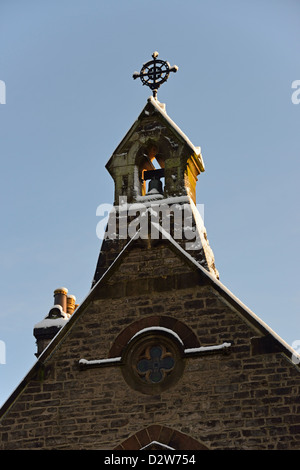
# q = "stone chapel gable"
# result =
<box><xmin>1</xmin><ymin>60</ymin><xmax>300</xmax><ymax>449</ymax></box>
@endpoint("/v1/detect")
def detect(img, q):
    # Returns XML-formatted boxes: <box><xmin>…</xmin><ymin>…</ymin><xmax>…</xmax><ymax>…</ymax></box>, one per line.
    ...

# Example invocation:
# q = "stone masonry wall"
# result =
<box><xmin>0</xmin><ymin>244</ymin><xmax>300</xmax><ymax>450</ymax></box>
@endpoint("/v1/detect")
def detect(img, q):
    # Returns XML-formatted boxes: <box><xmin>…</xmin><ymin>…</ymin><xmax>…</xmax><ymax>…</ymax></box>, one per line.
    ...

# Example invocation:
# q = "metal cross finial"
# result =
<box><xmin>133</xmin><ymin>52</ymin><xmax>178</xmax><ymax>99</ymax></box>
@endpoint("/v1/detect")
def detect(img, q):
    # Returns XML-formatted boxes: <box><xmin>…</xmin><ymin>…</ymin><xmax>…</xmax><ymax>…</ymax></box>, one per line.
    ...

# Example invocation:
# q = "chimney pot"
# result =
<box><xmin>53</xmin><ymin>287</ymin><xmax>68</xmax><ymax>312</ymax></box>
<box><xmin>67</xmin><ymin>295</ymin><xmax>76</xmax><ymax>315</ymax></box>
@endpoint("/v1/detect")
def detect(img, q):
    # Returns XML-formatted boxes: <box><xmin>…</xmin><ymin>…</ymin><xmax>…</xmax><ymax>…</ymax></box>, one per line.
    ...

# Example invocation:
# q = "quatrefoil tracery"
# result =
<box><xmin>136</xmin><ymin>344</ymin><xmax>175</xmax><ymax>384</ymax></box>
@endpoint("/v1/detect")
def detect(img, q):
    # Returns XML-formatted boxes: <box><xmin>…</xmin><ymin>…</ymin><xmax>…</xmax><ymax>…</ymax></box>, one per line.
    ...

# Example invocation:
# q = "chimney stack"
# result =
<box><xmin>34</xmin><ymin>287</ymin><xmax>77</xmax><ymax>357</ymax></box>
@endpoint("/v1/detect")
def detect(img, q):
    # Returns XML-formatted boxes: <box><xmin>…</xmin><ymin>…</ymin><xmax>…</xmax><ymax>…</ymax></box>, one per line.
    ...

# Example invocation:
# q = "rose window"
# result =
<box><xmin>121</xmin><ymin>328</ymin><xmax>185</xmax><ymax>394</ymax></box>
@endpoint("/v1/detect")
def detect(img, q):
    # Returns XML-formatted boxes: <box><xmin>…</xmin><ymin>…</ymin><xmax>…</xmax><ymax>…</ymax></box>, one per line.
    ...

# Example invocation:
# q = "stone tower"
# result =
<box><xmin>0</xmin><ymin>91</ymin><xmax>300</xmax><ymax>450</ymax></box>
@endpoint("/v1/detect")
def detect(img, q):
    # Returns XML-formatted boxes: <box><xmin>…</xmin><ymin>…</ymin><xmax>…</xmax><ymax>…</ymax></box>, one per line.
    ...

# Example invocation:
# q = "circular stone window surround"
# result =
<box><xmin>121</xmin><ymin>326</ymin><xmax>185</xmax><ymax>395</ymax></box>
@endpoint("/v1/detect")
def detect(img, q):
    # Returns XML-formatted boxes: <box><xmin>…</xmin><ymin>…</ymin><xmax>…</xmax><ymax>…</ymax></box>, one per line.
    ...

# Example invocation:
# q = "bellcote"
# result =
<box><xmin>106</xmin><ymin>96</ymin><xmax>205</xmax><ymax>205</ymax></box>
<box><xmin>92</xmin><ymin>96</ymin><xmax>219</xmax><ymax>285</ymax></box>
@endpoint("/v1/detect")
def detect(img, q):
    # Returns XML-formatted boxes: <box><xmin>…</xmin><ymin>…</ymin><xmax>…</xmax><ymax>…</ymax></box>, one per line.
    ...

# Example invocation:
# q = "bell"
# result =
<box><xmin>147</xmin><ymin>176</ymin><xmax>163</xmax><ymax>195</ymax></box>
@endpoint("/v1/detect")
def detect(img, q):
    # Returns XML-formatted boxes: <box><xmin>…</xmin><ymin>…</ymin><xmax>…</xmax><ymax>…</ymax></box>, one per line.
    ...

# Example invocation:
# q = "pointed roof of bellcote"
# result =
<box><xmin>105</xmin><ymin>96</ymin><xmax>205</xmax><ymax>205</ymax></box>
<box><xmin>106</xmin><ymin>96</ymin><xmax>205</xmax><ymax>172</ymax></box>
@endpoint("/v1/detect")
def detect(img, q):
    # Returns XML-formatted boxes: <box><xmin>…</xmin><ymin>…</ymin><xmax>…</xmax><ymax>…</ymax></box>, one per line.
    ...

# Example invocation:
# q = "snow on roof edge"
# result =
<box><xmin>147</xmin><ymin>96</ymin><xmax>204</xmax><ymax>162</ymax></box>
<box><xmin>150</xmin><ymin>220</ymin><xmax>297</xmax><ymax>359</ymax></box>
<box><xmin>106</xmin><ymin>97</ymin><xmax>205</xmax><ymax>171</ymax></box>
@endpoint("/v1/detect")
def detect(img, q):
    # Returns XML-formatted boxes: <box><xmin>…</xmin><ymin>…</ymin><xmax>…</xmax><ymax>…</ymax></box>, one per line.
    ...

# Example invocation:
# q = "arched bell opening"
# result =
<box><xmin>136</xmin><ymin>144</ymin><xmax>165</xmax><ymax>197</ymax></box>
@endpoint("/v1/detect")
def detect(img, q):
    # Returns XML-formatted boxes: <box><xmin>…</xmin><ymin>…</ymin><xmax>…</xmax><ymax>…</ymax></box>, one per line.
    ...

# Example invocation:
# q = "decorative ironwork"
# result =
<box><xmin>136</xmin><ymin>345</ymin><xmax>175</xmax><ymax>383</ymax></box>
<box><xmin>133</xmin><ymin>52</ymin><xmax>178</xmax><ymax>99</ymax></box>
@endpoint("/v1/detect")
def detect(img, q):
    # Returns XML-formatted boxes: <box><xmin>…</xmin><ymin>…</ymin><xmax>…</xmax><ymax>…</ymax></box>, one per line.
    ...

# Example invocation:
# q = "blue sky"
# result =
<box><xmin>0</xmin><ymin>0</ymin><xmax>299</xmax><ymax>406</ymax></box>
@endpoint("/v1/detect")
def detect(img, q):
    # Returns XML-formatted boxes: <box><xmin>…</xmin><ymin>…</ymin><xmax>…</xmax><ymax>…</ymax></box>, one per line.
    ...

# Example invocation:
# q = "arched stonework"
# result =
<box><xmin>108</xmin><ymin>315</ymin><xmax>200</xmax><ymax>358</ymax></box>
<box><xmin>135</xmin><ymin>142</ymin><xmax>166</xmax><ymax>197</ymax></box>
<box><xmin>105</xmin><ymin>97</ymin><xmax>205</xmax><ymax>206</ymax></box>
<box><xmin>114</xmin><ymin>425</ymin><xmax>209</xmax><ymax>450</ymax></box>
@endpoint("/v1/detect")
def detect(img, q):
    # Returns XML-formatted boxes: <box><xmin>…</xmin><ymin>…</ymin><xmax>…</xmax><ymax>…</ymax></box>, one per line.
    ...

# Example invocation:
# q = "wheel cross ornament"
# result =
<box><xmin>133</xmin><ymin>52</ymin><xmax>178</xmax><ymax>99</ymax></box>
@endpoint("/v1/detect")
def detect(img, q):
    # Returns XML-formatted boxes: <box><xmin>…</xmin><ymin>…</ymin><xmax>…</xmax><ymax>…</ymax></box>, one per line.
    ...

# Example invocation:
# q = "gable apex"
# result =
<box><xmin>46</xmin><ymin>224</ymin><xmax>300</xmax><ymax>372</ymax></box>
<box><xmin>104</xmin><ymin>97</ymin><xmax>206</xmax><ymax>205</ymax></box>
<box><xmin>1</xmin><ymin>222</ymin><xmax>298</xmax><ymax>422</ymax></box>
<box><xmin>106</xmin><ymin>96</ymin><xmax>205</xmax><ymax>175</ymax></box>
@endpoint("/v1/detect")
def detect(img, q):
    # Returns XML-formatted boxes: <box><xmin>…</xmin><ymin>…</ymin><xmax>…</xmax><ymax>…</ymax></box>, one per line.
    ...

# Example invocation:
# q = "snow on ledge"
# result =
<box><xmin>129</xmin><ymin>326</ymin><xmax>184</xmax><ymax>345</ymax></box>
<box><xmin>78</xmin><ymin>342</ymin><xmax>231</xmax><ymax>369</ymax></box>
<box><xmin>34</xmin><ymin>317</ymin><xmax>69</xmax><ymax>329</ymax></box>
<box><xmin>79</xmin><ymin>357</ymin><xmax>121</xmax><ymax>367</ymax></box>
<box><xmin>184</xmin><ymin>342</ymin><xmax>231</xmax><ymax>355</ymax></box>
